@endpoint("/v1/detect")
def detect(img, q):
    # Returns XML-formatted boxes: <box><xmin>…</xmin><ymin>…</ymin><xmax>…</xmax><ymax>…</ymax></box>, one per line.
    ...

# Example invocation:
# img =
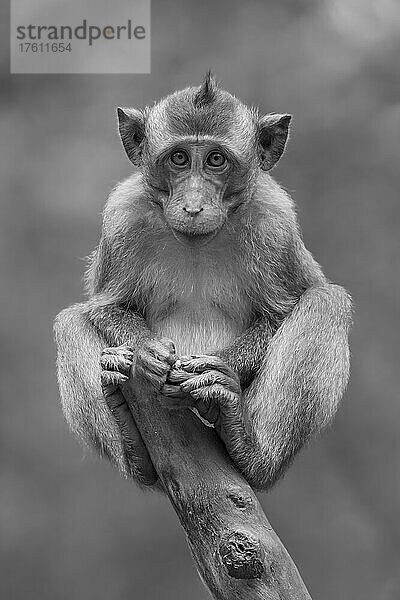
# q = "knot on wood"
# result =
<box><xmin>227</xmin><ymin>489</ymin><xmax>253</xmax><ymax>509</ymax></box>
<box><xmin>219</xmin><ymin>531</ymin><xmax>264</xmax><ymax>580</ymax></box>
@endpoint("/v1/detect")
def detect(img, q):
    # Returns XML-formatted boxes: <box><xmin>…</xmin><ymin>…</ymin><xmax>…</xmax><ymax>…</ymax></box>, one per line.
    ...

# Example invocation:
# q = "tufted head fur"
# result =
<box><xmin>117</xmin><ymin>73</ymin><xmax>291</xmax><ymax>172</ymax></box>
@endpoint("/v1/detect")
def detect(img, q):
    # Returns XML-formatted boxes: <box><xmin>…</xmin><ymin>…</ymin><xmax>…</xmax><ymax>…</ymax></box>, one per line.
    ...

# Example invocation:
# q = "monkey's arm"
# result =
<box><xmin>175</xmin><ymin>283</ymin><xmax>352</xmax><ymax>490</ymax></box>
<box><xmin>83</xmin><ymin>298</ymin><xmax>150</xmax><ymax>347</ymax></box>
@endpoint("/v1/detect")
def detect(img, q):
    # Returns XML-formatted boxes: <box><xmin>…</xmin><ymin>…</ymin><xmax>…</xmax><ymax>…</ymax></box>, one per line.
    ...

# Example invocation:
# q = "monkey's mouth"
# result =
<box><xmin>169</xmin><ymin>225</ymin><xmax>222</xmax><ymax>246</ymax></box>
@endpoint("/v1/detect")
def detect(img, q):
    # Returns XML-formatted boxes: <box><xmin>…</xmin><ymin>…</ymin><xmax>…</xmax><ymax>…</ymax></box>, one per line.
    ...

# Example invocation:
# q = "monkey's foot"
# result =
<box><xmin>166</xmin><ymin>355</ymin><xmax>242</xmax><ymax>429</ymax></box>
<box><xmin>135</xmin><ymin>338</ymin><xmax>176</xmax><ymax>391</ymax></box>
<box><xmin>100</xmin><ymin>345</ymin><xmax>134</xmax><ymax>397</ymax></box>
<box><xmin>100</xmin><ymin>345</ymin><xmax>157</xmax><ymax>486</ymax></box>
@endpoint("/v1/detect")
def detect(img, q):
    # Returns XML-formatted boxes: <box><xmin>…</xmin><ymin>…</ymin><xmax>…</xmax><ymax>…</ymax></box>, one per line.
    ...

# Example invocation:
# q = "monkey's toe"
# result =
<box><xmin>180</xmin><ymin>355</ymin><xmax>240</xmax><ymax>384</ymax></box>
<box><xmin>188</xmin><ymin>383</ymin><xmax>240</xmax><ymax>426</ymax></box>
<box><xmin>101</xmin><ymin>346</ymin><xmax>133</xmax><ymax>376</ymax></box>
<box><xmin>101</xmin><ymin>369</ymin><xmax>129</xmax><ymax>397</ymax></box>
<box><xmin>103</xmin><ymin>383</ymin><xmax>158</xmax><ymax>486</ymax></box>
<box><xmin>180</xmin><ymin>370</ymin><xmax>241</xmax><ymax>395</ymax></box>
<box><xmin>102</xmin><ymin>345</ymin><xmax>134</xmax><ymax>358</ymax></box>
<box><xmin>159</xmin><ymin>384</ymin><xmax>194</xmax><ymax>409</ymax></box>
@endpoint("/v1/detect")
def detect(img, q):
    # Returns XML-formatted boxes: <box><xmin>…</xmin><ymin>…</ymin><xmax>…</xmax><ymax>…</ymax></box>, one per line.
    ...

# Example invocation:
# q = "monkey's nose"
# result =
<box><xmin>183</xmin><ymin>206</ymin><xmax>204</xmax><ymax>217</ymax></box>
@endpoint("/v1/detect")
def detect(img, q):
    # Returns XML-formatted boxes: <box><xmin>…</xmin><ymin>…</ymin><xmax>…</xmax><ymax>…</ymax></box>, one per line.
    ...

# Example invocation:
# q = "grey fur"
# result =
<box><xmin>54</xmin><ymin>79</ymin><xmax>352</xmax><ymax>490</ymax></box>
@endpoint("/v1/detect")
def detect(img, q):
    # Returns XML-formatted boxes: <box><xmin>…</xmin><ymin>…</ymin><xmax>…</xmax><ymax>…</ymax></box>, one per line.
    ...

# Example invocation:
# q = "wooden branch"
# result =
<box><xmin>122</xmin><ymin>375</ymin><xmax>312</xmax><ymax>600</ymax></box>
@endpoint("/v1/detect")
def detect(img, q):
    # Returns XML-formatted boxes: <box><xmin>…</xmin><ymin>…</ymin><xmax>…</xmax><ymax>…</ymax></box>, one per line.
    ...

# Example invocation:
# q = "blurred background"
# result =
<box><xmin>1</xmin><ymin>0</ymin><xmax>399</xmax><ymax>598</ymax></box>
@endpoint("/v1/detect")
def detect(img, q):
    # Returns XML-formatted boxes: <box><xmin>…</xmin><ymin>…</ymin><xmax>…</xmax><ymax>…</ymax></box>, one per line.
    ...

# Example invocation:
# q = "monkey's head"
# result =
<box><xmin>117</xmin><ymin>73</ymin><xmax>291</xmax><ymax>242</ymax></box>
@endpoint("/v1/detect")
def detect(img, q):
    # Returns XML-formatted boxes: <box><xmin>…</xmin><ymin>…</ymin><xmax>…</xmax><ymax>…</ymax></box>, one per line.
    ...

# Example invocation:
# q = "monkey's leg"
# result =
<box><xmin>168</xmin><ymin>284</ymin><xmax>352</xmax><ymax>490</ymax></box>
<box><xmin>54</xmin><ymin>303</ymin><xmax>157</xmax><ymax>485</ymax></box>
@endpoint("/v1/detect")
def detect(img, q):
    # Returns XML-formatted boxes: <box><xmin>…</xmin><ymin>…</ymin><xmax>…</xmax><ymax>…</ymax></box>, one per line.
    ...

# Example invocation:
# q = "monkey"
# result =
<box><xmin>54</xmin><ymin>73</ymin><xmax>351</xmax><ymax>491</ymax></box>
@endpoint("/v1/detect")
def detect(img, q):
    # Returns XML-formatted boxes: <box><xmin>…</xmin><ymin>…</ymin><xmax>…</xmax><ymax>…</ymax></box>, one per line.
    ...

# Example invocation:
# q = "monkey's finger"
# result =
<box><xmin>104</xmin><ymin>388</ymin><xmax>157</xmax><ymax>486</ymax></box>
<box><xmin>180</xmin><ymin>370</ymin><xmax>241</xmax><ymax>394</ymax></box>
<box><xmin>180</xmin><ymin>355</ymin><xmax>239</xmax><ymax>381</ymax></box>
<box><xmin>167</xmin><ymin>367</ymin><xmax>193</xmax><ymax>385</ymax></box>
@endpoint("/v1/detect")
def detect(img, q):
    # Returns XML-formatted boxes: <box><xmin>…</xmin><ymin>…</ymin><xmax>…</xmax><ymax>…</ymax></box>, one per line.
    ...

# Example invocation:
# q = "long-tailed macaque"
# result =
<box><xmin>54</xmin><ymin>74</ymin><xmax>351</xmax><ymax>490</ymax></box>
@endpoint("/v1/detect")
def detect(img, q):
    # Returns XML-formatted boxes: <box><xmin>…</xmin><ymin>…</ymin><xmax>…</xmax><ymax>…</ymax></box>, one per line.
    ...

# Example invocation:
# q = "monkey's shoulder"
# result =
<box><xmin>102</xmin><ymin>173</ymin><xmax>163</xmax><ymax>237</ymax></box>
<box><xmin>105</xmin><ymin>173</ymin><xmax>148</xmax><ymax>216</ymax></box>
<box><xmin>250</xmin><ymin>174</ymin><xmax>296</xmax><ymax>227</ymax></box>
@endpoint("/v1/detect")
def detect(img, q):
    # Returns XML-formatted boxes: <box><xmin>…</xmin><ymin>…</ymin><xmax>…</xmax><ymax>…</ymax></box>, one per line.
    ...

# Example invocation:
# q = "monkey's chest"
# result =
<box><xmin>147</xmin><ymin>297</ymin><xmax>250</xmax><ymax>355</ymax></box>
<box><xmin>142</xmin><ymin>249</ymin><xmax>252</xmax><ymax>354</ymax></box>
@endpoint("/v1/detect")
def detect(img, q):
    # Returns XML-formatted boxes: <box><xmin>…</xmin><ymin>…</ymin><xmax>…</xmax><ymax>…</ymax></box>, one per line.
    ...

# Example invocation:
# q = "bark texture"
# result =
<box><xmin>122</xmin><ymin>375</ymin><xmax>312</xmax><ymax>600</ymax></box>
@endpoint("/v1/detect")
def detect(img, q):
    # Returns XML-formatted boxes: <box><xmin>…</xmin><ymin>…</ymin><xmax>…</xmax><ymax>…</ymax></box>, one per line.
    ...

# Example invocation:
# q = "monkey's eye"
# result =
<box><xmin>170</xmin><ymin>150</ymin><xmax>190</xmax><ymax>167</ymax></box>
<box><xmin>206</xmin><ymin>151</ymin><xmax>227</xmax><ymax>169</ymax></box>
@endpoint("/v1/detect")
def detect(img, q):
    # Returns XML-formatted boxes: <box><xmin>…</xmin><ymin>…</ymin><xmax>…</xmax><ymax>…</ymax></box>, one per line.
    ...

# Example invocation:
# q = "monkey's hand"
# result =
<box><xmin>164</xmin><ymin>356</ymin><xmax>243</xmax><ymax>442</ymax></box>
<box><xmin>135</xmin><ymin>338</ymin><xmax>177</xmax><ymax>390</ymax></box>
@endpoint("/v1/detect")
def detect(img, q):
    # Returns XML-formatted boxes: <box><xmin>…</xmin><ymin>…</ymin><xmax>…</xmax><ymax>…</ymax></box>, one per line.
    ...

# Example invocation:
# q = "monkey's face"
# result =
<box><xmin>149</xmin><ymin>140</ymin><xmax>252</xmax><ymax>241</ymax></box>
<box><xmin>117</xmin><ymin>74</ymin><xmax>292</xmax><ymax>244</ymax></box>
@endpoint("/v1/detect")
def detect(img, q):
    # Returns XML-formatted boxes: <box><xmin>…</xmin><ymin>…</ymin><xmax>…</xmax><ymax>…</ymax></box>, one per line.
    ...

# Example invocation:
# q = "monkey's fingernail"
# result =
<box><xmin>160</xmin><ymin>338</ymin><xmax>176</xmax><ymax>353</ymax></box>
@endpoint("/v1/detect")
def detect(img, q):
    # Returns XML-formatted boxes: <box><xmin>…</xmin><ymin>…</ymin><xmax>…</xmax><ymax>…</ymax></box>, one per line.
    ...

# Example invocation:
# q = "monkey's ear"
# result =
<box><xmin>258</xmin><ymin>113</ymin><xmax>292</xmax><ymax>171</ymax></box>
<box><xmin>117</xmin><ymin>107</ymin><xmax>146</xmax><ymax>167</ymax></box>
